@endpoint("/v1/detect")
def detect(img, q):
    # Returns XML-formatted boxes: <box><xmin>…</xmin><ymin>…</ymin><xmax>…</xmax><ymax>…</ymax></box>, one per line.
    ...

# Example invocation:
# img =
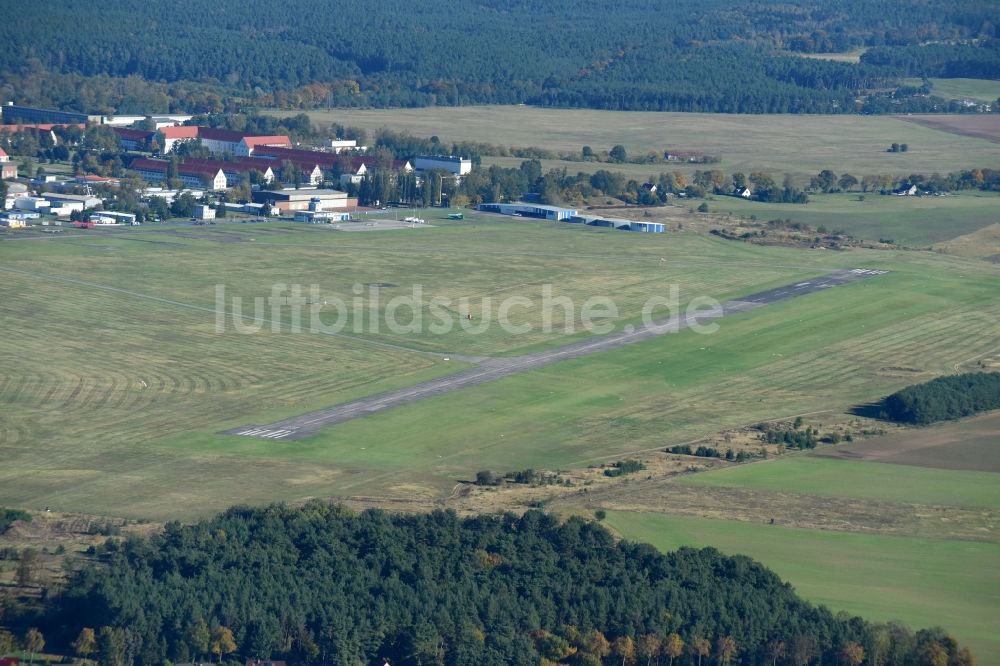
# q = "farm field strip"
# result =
<box><xmin>287</xmin><ymin>106</ymin><xmax>1000</xmax><ymax>176</ymax></box>
<box><xmin>602</xmin><ymin>512</ymin><xmax>1000</xmax><ymax>661</ymax></box>
<box><xmin>679</xmin><ymin>456</ymin><xmax>1000</xmax><ymax>509</ymax></box>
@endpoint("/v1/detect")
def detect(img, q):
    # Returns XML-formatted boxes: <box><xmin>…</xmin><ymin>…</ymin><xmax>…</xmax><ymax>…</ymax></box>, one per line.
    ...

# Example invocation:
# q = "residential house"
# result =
<box><xmin>0</xmin><ymin>147</ymin><xmax>16</xmax><ymax>179</ymax></box>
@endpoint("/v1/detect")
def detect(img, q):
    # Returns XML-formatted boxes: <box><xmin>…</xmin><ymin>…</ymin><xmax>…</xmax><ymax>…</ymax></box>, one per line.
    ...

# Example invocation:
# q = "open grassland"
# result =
<box><xmin>904</xmin><ymin>78</ymin><xmax>1000</xmax><ymax>104</ymax></box>
<box><xmin>698</xmin><ymin>191</ymin><xmax>1000</xmax><ymax>247</ymax></box>
<box><xmin>0</xmin><ymin>217</ymin><xmax>997</xmax><ymax>519</ymax></box>
<box><xmin>602</xmin><ymin>512</ymin><xmax>1000</xmax><ymax>662</ymax></box>
<box><xmin>286</xmin><ymin>106</ymin><xmax>1000</xmax><ymax>177</ymax></box>
<box><xmin>0</xmin><ymin>216</ymin><xmax>826</xmax><ymax>356</ymax></box>
<box><xmin>679</xmin><ymin>455</ymin><xmax>1000</xmax><ymax>508</ymax></box>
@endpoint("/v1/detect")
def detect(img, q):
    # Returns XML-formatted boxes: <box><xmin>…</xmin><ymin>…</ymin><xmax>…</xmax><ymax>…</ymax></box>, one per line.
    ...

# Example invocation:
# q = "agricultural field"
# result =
<box><xmin>0</xmin><ymin>213</ymin><xmax>997</xmax><ymax>520</ymax></box>
<box><xmin>287</xmin><ymin>106</ymin><xmax>1000</xmax><ymax>177</ymax></box>
<box><xmin>814</xmin><ymin>411</ymin><xmax>1000</xmax><ymax>472</ymax></box>
<box><xmin>595</xmin><ymin>413</ymin><xmax>1000</xmax><ymax>662</ymax></box>
<box><xmin>679</xmin><ymin>455</ymin><xmax>1000</xmax><ymax>511</ymax></box>
<box><xmin>691</xmin><ymin>191</ymin><xmax>1000</xmax><ymax>247</ymax></box>
<box><xmin>602</xmin><ymin>512</ymin><xmax>1000</xmax><ymax>661</ymax></box>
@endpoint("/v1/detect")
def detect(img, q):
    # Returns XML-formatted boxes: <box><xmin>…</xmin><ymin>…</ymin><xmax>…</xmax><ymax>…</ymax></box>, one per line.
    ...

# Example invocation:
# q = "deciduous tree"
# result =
<box><xmin>663</xmin><ymin>633</ymin><xmax>684</xmax><ymax>666</ymax></box>
<box><xmin>72</xmin><ymin>627</ymin><xmax>97</xmax><ymax>660</ymax></box>
<box><xmin>24</xmin><ymin>628</ymin><xmax>44</xmax><ymax>666</ymax></box>
<box><xmin>210</xmin><ymin>626</ymin><xmax>237</xmax><ymax>663</ymax></box>
<box><xmin>690</xmin><ymin>636</ymin><xmax>711</xmax><ymax>666</ymax></box>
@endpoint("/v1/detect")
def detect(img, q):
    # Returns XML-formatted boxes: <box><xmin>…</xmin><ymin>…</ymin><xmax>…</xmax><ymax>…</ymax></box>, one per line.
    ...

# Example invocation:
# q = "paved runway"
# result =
<box><xmin>226</xmin><ymin>268</ymin><xmax>888</xmax><ymax>440</ymax></box>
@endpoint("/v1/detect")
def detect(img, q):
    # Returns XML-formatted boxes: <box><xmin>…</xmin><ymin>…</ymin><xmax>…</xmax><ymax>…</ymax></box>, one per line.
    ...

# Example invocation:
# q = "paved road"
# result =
<box><xmin>227</xmin><ymin>268</ymin><xmax>888</xmax><ymax>440</ymax></box>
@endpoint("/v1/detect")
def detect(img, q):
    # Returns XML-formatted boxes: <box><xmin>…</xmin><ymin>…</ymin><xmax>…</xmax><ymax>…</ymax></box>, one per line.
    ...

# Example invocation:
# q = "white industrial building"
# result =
<box><xmin>414</xmin><ymin>156</ymin><xmax>472</xmax><ymax>177</ymax></box>
<box><xmin>13</xmin><ymin>197</ymin><xmax>50</xmax><ymax>213</ymax></box>
<box><xmin>294</xmin><ymin>210</ymin><xmax>351</xmax><ymax>223</ymax></box>
<box><xmin>192</xmin><ymin>205</ymin><xmax>216</xmax><ymax>220</ymax></box>
<box><xmin>44</xmin><ymin>192</ymin><xmax>102</xmax><ymax>210</ymax></box>
<box><xmin>478</xmin><ymin>202</ymin><xmax>577</xmax><ymax>221</ymax></box>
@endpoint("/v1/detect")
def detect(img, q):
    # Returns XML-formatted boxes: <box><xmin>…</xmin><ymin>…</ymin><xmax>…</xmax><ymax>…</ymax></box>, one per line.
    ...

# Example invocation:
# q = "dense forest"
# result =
<box><xmin>14</xmin><ymin>504</ymin><xmax>967</xmax><ymax>665</ymax></box>
<box><xmin>881</xmin><ymin>372</ymin><xmax>1000</xmax><ymax>425</ymax></box>
<box><xmin>0</xmin><ymin>0</ymin><xmax>997</xmax><ymax>114</ymax></box>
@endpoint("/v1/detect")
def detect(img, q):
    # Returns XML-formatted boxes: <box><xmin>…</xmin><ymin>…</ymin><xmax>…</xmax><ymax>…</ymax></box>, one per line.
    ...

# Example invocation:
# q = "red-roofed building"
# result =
<box><xmin>76</xmin><ymin>173</ymin><xmax>121</xmax><ymax>187</ymax></box>
<box><xmin>156</xmin><ymin>126</ymin><xmax>201</xmax><ymax>152</ymax></box>
<box><xmin>129</xmin><ymin>157</ymin><xmax>227</xmax><ymax>190</ymax></box>
<box><xmin>112</xmin><ymin>127</ymin><xmax>156</xmax><ymax>151</ymax></box>
<box><xmin>181</xmin><ymin>157</ymin><xmax>276</xmax><ymax>187</ymax></box>
<box><xmin>239</xmin><ymin>135</ymin><xmax>292</xmax><ymax>155</ymax></box>
<box><xmin>156</xmin><ymin>126</ymin><xmax>292</xmax><ymax>156</ymax></box>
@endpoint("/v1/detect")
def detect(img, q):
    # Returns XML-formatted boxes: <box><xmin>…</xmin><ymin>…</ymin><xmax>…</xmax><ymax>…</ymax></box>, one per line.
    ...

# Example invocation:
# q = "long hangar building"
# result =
<box><xmin>478</xmin><ymin>202</ymin><xmax>665</xmax><ymax>232</ymax></box>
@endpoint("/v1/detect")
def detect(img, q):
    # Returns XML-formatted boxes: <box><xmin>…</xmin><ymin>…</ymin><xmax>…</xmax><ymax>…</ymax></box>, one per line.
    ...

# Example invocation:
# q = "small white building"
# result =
<box><xmin>193</xmin><ymin>205</ymin><xmax>216</xmax><ymax>220</ymax></box>
<box><xmin>90</xmin><ymin>211</ymin><xmax>138</xmax><ymax>225</ymax></box>
<box><xmin>329</xmin><ymin>139</ymin><xmax>362</xmax><ymax>153</ymax></box>
<box><xmin>51</xmin><ymin>203</ymin><xmax>85</xmax><ymax>217</ymax></box>
<box><xmin>294</xmin><ymin>210</ymin><xmax>350</xmax><ymax>223</ymax></box>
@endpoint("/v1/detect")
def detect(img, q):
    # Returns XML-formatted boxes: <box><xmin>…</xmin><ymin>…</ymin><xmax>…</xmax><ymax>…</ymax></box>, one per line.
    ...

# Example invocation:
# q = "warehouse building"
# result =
<box><xmin>252</xmin><ymin>188</ymin><xmax>357</xmax><ymax>214</ymax></box>
<box><xmin>478</xmin><ymin>202</ymin><xmax>577</xmax><ymax>221</ymax></box>
<box><xmin>1</xmin><ymin>103</ymin><xmax>99</xmax><ymax>125</ymax></box>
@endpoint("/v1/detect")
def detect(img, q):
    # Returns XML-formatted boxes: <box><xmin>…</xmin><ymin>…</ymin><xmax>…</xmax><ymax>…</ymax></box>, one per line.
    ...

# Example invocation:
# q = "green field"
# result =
<box><xmin>1</xmin><ymin>214</ymin><xmax>997</xmax><ymax>518</ymax></box>
<box><xmin>284</xmin><ymin>106</ymin><xmax>1000</xmax><ymax>178</ymax></box>
<box><xmin>684</xmin><ymin>191</ymin><xmax>1000</xmax><ymax>247</ymax></box>
<box><xmin>904</xmin><ymin>78</ymin><xmax>1000</xmax><ymax>104</ymax></box>
<box><xmin>603</xmin><ymin>512</ymin><xmax>1000</xmax><ymax>662</ymax></box>
<box><xmin>680</xmin><ymin>455</ymin><xmax>1000</xmax><ymax>509</ymax></box>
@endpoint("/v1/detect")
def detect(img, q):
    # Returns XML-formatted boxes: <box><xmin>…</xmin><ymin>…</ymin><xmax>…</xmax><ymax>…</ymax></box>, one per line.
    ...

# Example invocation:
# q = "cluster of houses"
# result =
<box><xmin>112</xmin><ymin>125</ymin><xmax>472</xmax><ymax>194</ymax></box>
<box><xmin>0</xmin><ymin>104</ymin><xmax>483</xmax><ymax>229</ymax></box>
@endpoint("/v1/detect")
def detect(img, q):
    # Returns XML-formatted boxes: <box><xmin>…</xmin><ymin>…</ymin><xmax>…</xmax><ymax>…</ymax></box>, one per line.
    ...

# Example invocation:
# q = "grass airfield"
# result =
<box><xmin>0</xmin><ymin>212</ymin><xmax>997</xmax><ymax>519</ymax></box>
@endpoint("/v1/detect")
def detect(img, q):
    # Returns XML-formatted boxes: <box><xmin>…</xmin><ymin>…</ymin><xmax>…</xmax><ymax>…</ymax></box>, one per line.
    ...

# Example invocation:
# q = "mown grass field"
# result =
<box><xmin>693</xmin><ymin>191</ymin><xmax>1000</xmax><ymax>247</ymax></box>
<box><xmin>602</xmin><ymin>512</ymin><xmax>1000</xmax><ymax>662</ymax></box>
<box><xmin>904</xmin><ymin>78</ymin><xmax>1000</xmax><ymax>104</ymax></box>
<box><xmin>285</xmin><ymin>106</ymin><xmax>1000</xmax><ymax>177</ymax></box>
<box><xmin>2</xmin><ymin>214</ymin><xmax>996</xmax><ymax>518</ymax></box>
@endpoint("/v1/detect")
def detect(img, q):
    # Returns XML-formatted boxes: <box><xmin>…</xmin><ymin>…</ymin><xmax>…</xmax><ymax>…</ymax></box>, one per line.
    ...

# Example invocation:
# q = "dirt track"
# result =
<box><xmin>227</xmin><ymin>269</ymin><xmax>888</xmax><ymax>440</ymax></box>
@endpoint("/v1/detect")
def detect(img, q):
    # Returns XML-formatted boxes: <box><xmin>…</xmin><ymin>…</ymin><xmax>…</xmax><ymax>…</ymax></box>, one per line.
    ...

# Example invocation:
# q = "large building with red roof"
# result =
<box><xmin>129</xmin><ymin>157</ymin><xmax>227</xmax><ymax>190</ymax></box>
<box><xmin>156</xmin><ymin>126</ymin><xmax>291</xmax><ymax>155</ymax></box>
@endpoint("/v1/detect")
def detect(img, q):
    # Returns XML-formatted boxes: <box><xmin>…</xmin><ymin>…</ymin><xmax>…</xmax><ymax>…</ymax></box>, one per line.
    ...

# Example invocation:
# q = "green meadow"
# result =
<box><xmin>905</xmin><ymin>78</ymin><xmax>1000</xmax><ymax>103</ymax></box>
<box><xmin>603</xmin><ymin>512</ymin><xmax>1000</xmax><ymax>662</ymax></box>
<box><xmin>701</xmin><ymin>191</ymin><xmax>1000</xmax><ymax>247</ymax></box>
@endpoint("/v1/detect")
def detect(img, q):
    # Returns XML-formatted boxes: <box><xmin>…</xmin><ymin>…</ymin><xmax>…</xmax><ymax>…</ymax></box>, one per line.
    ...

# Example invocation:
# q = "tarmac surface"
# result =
<box><xmin>226</xmin><ymin>268</ymin><xmax>888</xmax><ymax>441</ymax></box>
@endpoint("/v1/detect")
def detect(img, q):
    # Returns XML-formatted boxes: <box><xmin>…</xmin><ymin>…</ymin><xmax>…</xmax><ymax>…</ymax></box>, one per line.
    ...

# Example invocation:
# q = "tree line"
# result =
<box><xmin>0</xmin><ymin>0</ymin><xmax>997</xmax><ymax>114</ymax></box>
<box><xmin>880</xmin><ymin>372</ymin><xmax>1000</xmax><ymax>425</ymax></box>
<box><xmin>14</xmin><ymin>502</ymin><xmax>971</xmax><ymax>665</ymax></box>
